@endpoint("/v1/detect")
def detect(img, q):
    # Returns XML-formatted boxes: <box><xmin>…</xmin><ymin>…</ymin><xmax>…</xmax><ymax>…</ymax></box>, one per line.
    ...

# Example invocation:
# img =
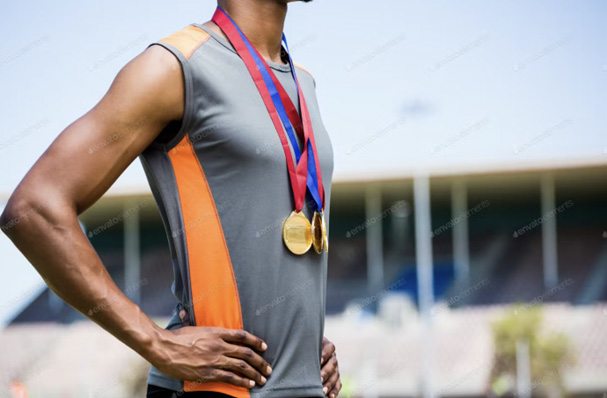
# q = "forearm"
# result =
<box><xmin>1</xmin><ymin>198</ymin><xmax>165</xmax><ymax>364</ymax></box>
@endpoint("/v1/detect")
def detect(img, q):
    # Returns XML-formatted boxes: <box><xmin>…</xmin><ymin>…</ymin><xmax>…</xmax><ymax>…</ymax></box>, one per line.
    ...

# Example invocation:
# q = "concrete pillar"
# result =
<box><xmin>365</xmin><ymin>185</ymin><xmax>384</xmax><ymax>294</ymax></box>
<box><xmin>452</xmin><ymin>179</ymin><xmax>470</xmax><ymax>285</ymax></box>
<box><xmin>541</xmin><ymin>174</ymin><xmax>558</xmax><ymax>288</ymax></box>
<box><xmin>124</xmin><ymin>198</ymin><xmax>141</xmax><ymax>305</ymax></box>
<box><xmin>414</xmin><ymin>174</ymin><xmax>435</xmax><ymax>398</ymax></box>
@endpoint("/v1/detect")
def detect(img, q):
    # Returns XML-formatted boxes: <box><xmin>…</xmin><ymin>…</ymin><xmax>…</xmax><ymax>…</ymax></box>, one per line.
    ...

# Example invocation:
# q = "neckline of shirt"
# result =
<box><xmin>194</xmin><ymin>23</ymin><xmax>293</xmax><ymax>73</ymax></box>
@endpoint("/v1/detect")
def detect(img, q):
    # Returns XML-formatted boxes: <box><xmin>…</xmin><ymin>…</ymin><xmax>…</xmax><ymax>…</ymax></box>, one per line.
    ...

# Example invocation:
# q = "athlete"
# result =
<box><xmin>1</xmin><ymin>0</ymin><xmax>342</xmax><ymax>397</ymax></box>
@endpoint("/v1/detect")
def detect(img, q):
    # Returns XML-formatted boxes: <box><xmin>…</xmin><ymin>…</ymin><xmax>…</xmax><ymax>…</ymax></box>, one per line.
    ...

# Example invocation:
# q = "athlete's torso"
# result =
<box><xmin>139</xmin><ymin>24</ymin><xmax>334</xmax><ymax>398</ymax></box>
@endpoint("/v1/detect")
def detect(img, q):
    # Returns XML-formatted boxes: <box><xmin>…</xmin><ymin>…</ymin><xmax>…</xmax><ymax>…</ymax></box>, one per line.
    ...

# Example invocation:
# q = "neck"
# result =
<box><xmin>212</xmin><ymin>0</ymin><xmax>288</xmax><ymax>65</ymax></box>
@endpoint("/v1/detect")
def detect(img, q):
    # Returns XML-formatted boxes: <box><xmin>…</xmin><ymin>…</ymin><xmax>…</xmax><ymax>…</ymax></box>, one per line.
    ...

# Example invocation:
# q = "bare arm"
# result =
<box><xmin>1</xmin><ymin>45</ymin><xmax>271</xmax><ymax>388</ymax></box>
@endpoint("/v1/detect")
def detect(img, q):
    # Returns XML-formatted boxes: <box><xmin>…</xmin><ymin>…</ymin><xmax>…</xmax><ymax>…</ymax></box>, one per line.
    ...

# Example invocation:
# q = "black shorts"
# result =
<box><xmin>146</xmin><ymin>384</ymin><xmax>233</xmax><ymax>398</ymax></box>
<box><xmin>146</xmin><ymin>384</ymin><xmax>321</xmax><ymax>398</ymax></box>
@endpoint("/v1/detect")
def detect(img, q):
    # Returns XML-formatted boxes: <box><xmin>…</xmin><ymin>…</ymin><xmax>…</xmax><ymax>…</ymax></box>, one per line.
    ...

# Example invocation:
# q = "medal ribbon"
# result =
<box><xmin>212</xmin><ymin>7</ymin><xmax>325</xmax><ymax>211</ymax></box>
<box><xmin>273</xmin><ymin>35</ymin><xmax>326</xmax><ymax>212</ymax></box>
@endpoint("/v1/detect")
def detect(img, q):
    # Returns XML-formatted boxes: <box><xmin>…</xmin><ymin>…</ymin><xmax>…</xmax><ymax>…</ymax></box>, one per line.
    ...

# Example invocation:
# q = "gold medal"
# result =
<box><xmin>311</xmin><ymin>211</ymin><xmax>324</xmax><ymax>254</ymax></box>
<box><xmin>321</xmin><ymin>211</ymin><xmax>328</xmax><ymax>253</ymax></box>
<box><xmin>282</xmin><ymin>211</ymin><xmax>313</xmax><ymax>255</ymax></box>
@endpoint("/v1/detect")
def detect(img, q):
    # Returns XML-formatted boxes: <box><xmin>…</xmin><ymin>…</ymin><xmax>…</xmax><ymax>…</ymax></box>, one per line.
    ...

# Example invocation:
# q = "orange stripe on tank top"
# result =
<box><xmin>160</xmin><ymin>24</ymin><xmax>211</xmax><ymax>59</ymax></box>
<box><xmin>168</xmin><ymin>134</ymin><xmax>248</xmax><ymax>398</ymax></box>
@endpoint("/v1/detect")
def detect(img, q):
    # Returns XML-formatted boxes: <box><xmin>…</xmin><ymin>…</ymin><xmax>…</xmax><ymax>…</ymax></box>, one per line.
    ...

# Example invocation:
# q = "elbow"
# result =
<box><xmin>1</xmin><ymin>191</ymin><xmax>77</xmax><ymax>240</ymax></box>
<box><xmin>1</xmin><ymin>198</ymin><xmax>18</xmax><ymax>237</ymax></box>
<box><xmin>0</xmin><ymin>196</ymin><xmax>43</xmax><ymax>238</ymax></box>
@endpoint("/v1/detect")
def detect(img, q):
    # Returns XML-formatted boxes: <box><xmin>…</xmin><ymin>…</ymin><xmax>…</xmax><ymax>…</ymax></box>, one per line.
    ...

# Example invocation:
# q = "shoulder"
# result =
<box><xmin>155</xmin><ymin>25</ymin><xmax>212</xmax><ymax>60</ymax></box>
<box><xmin>293</xmin><ymin>61</ymin><xmax>313</xmax><ymax>77</ymax></box>
<box><xmin>293</xmin><ymin>61</ymin><xmax>316</xmax><ymax>88</ymax></box>
<box><xmin>109</xmin><ymin>44</ymin><xmax>185</xmax><ymax>125</ymax></box>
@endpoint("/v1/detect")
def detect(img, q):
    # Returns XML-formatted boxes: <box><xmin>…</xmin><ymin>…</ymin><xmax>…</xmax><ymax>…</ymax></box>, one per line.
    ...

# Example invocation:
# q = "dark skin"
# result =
<box><xmin>1</xmin><ymin>0</ymin><xmax>340</xmax><ymax>396</ymax></box>
<box><xmin>321</xmin><ymin>336</ymin><xmax>342</xmax><ymax>398</ymax></box>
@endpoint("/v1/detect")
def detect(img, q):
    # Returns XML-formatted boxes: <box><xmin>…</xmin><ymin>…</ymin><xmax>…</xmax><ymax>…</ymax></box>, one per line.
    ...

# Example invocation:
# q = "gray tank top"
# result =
<box><xmin>139</xmin><ymin>23</ymin><xmax>334</xmax><ymax>398</ymax></box>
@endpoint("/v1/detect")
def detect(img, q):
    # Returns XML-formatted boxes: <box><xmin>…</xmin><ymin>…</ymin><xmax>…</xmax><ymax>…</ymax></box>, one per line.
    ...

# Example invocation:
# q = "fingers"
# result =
<box><xmin>321</xmin><ymin>353</ymin><xmax>339</xmax><ymax>397</ymax></box>
<box><xmin>220</xmin><ymin>357</ymin><xmax>267</xmax><ymax>386</ymax></box>
<box><xmin>164</xmin><ymin>327</ymin><xmax>273</xmax><ymax>387</ymax></box>
<box><xmin>226</xmin><ymin>344</ymin><xmax>273</xmax><ymax>377</ymax></box>
<box><xmin>321</xmin><ymin>337</ymin><xmax>335</xmax><ymax>366</ymax></box>
<box><xmin>206</xmin><ymin>369</ymin><xmax>257</xmax><ymax>389</ymax></box>
<box><xmin>321</xmin><ymin>356</ymin><xmax>339</xmax><ymax>395</ymax></box>
<box><xmin>329</xmin><ymin>379</ymin><xmax>342</xmax><ymax>398</ymax></box>
<box><xmin>221</xmin><ymin>328</ymin><xmax>268</xmax><ymax>352</ymax></box>
<box><xmin>321</xmin><ymin>352</ymin><xmax>337</xmax><ymax>383</ymax></box>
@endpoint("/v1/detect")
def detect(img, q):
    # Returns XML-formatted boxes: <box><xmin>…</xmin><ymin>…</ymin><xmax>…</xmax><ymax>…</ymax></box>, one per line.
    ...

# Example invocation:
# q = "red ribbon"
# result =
<box><xmin>212</xmin><ymin>8</ymin><xmax>325</xmax><ymax>211</ymax></box>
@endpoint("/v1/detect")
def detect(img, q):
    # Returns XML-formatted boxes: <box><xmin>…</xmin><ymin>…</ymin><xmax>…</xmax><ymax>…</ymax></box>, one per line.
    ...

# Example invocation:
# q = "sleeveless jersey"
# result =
<box><xmin>138</xmin><ymin>23</ymin><xmax>334</xmax><ymax>398</ymax></box>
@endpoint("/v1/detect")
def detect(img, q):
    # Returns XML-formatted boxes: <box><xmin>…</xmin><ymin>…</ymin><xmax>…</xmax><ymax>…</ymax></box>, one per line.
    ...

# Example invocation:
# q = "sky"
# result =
<box><xmin>0</xmin><ymin>0</ymin><xmax>606</xmax><ymax>325</ymax></box>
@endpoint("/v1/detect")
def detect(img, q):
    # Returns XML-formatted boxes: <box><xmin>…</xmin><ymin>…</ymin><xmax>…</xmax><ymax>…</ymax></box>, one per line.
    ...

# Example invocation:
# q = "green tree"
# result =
<box><xmin>489</xmin><ymin>305</ymin><xmax>575</xmax><ymax>398</ymax></box>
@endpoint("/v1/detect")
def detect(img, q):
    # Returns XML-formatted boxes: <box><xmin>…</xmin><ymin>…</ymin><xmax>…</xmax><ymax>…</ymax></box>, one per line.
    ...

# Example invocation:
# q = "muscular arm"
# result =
<box><xmin>1</xmin><ymin>45</ymin><xmax>271</xmax><ymax>388</ymax></box>
<box><xmin>1</xmin><ymin>44</ymin><xmax>180</xmax><ymax>356</ymax></box>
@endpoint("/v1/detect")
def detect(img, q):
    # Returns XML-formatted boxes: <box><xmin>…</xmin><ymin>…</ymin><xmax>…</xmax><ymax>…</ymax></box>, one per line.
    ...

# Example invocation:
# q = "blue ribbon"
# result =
<box><xmin>219</xmin><ymin>7</ymin><xmax>323</xmax><ymax>212</ymax></box>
